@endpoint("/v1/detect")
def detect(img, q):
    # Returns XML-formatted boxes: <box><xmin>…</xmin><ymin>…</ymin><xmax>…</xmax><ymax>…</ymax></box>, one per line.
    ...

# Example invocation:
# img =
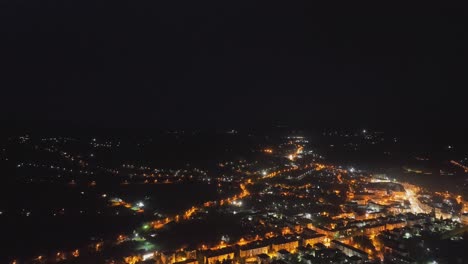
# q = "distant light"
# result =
<box><xmin>262</xmin><ymin>171</ymin><xmax>267</xmax><ymax>176</ymax></box>
<box><xmin>143</xmin><ymin>225</ymin><xmax>149</xmax><ymax>229</ymax></box>
<box><xmin>362</xmin><ymin>129</ymin><xmax>367</xmax><ymax>133</ymax></box>
<box><xmin>142</xmin><ymin>253</ymin><xmax>154</xmax><ymax>261</ymax></box>
<box><xmin>137</xmin><ymin>202</ymin><xmax>144</xmax><ymax>207</ymax></box>
<box><xmin>349</xmin><ymin>167</ymin><xmax>355</xmax><ymax>173</ymax></box>
<box><xmin>101</xmin><ymin>194</ymin><xmax>107</xmax><ymax>198</ymax></box>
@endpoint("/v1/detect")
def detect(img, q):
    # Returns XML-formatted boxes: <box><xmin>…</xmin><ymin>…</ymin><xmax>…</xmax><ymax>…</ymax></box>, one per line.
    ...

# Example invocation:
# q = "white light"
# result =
<box><xmin>262</xmin><ymin>171</ymin><xmax>267</xmax><ymax>176</ymax></box>
<box><xmin>137</xmin><ymin>202</ymin><xmax>144</xmax><ymax>207</ymax></box>
<box><xmin>142</xmin><ymin>253</ymin><xmax>154</xmax><ymax>261</ymax></box>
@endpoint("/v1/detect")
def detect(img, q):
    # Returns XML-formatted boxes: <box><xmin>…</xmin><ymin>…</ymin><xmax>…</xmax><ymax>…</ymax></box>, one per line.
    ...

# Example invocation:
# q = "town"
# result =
<box><xmin>2</xmin><ymin>131</ymin><xmax>467</xmax><ymax>264</ymax></box>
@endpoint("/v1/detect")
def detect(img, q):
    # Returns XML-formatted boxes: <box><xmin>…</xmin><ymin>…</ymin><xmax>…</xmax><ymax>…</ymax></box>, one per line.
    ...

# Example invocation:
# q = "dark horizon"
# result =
<box><xmin>1</xmin><ymin>2</ymin><xmax>466</xmax><ymax>132</ymax></box>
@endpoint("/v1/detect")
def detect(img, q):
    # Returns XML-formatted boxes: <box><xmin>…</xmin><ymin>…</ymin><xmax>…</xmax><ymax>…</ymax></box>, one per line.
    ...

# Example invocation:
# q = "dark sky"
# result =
<box><xmin>1</xmin><ymin>2</ymin><xmax>466</xmax><ymax>130</ymax></box>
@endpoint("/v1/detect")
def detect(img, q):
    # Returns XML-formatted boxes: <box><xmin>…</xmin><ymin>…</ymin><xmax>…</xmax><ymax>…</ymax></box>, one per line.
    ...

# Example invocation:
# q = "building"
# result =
<box><xmin>183</xmin><ymin>248</ymin><xmax>197</xmax><ymax>260</ymax></box>
<box><xmin>239</xmin><ymin>241</ymin><xmax>270</xmax><ymax>258</ymax></box>
<box><xmin>461</xmin><ymin>213</ymin><xmax>468</xmax><ymax>225</ymax></box>
<box><xmin>302</xmin><ymin>233</ymin><xmax>326</xmax><ymax>247</ymax></box>
<box><xmin>331</xmin><ymin>240</ymin><xmax>368</xmax><ymax>260</ymax></box>
<box><xmin>392</xmin><ymin>191</ymin><xmax>406</xmax><ymax>200</ymax></box>
<box><xmin>203</xmin><ymin>247</ymin><xmax>235</xmax><ymax>264</ymax></box>
<box><xmin>174</xmin><ymin>259</ymin><xmax>198</xmax><ymax>264</ymax></box>
<box><xmin>308</xmin><ymin>224</ymin><xmax>338</xmax><ymax>238</ymax></box>
<box><xmin>256</xmin><ymin>253</ymin><xmax>270</xmax><ymax>264</ymax></box>
<box><xmin>406</xmin><ymin>214</ymin><xmax>428</xmax><ymax>226</ymax></box>
<box><xmin>362</xmin><ymin>224</ymin><xmax>385</xmax><ymax>236</ymax></box>
<box><xmin>271</xmin><ymin>237</ymin><xmax>299</xmax><ymax>253</ymax></box>
<box><xmin>367</xmin><ymin>201</ymin><xmax>386</xmax><ymax>211</ymax></box>
<box><xmin>434</xmin><ymin>208</ymin><xmax>452</xmax><ymax>219</ymax></box>
<box><xmin>302</xmin><ymin>254</ymin><xmax>316</xmax><ymax>264</ymax></box>
<box><xmin>276</xmin><ymin>249</ymin><xmax>290</xmax><ymax>259</ymax></box>
<box><xmin>353</xmin><ymin>192</ymin><xmax>375</xmax><ymax>205</ymax></box>
<box><xmin>386</xmin><ymin>220</ymin><xmax>406</xmax><ymax>230</ymax></box>
<box><xmin>281</xmin><ymin>226</ymin><xmax>292</xmax><ymax>235</ymax></box>
<box><xmin>161</xmin><ymin>251</ymin><xmax>176</xmax><ymax>264</ymax></box>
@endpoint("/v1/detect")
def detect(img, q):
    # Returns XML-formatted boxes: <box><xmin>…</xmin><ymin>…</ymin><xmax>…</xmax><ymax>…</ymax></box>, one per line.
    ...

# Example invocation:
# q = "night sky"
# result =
<box><xmin>1</xmin><ymin>2</ymin><xmax>466</xmax><ymax>130</ymax></box>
